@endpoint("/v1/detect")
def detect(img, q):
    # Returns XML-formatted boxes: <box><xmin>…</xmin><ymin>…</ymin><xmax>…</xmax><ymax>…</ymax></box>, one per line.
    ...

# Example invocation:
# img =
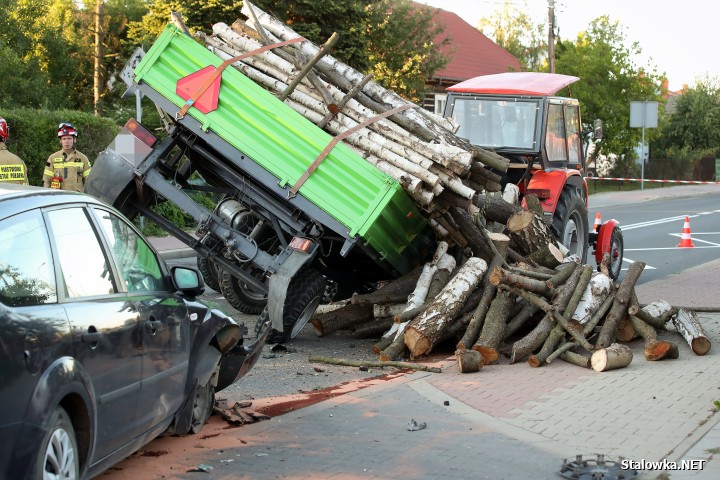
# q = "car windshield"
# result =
<box><xmin>449</xmin><ymin>98</ymin><xmax>539</xmax><ymax>150</ymax></box>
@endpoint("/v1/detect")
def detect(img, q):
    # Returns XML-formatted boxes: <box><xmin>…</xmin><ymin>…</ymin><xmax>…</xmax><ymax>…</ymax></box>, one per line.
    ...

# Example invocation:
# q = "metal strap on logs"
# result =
<box><xmin>288</xmin><ymin>103</ymin><xmax>414</xmax><ymax>199</ymax></box>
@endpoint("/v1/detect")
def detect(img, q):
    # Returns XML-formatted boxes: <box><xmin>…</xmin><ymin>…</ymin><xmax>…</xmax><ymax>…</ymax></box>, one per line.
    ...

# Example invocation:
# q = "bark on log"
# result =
<box><xmin>403</xmin><ymin>257</ymin><xmax>488</xmax><ymax>358</ymax></box>
<box><xmin>379</xmin><ymin>333</ymin><xmax>409</xmax><ymax>361</ymax></box>
<box><xmin>506</xmin><ymin>210</ymin><xmax>558</xmax><ymax>257</ymax></box>
<box><xmin>571</xmin><ymin>273</ymin><xmax>613</xmax><ymax>325</ymax></box>
<box><xmin>635</xmin><ymin>300</ymin><xmax>676</xmax><ymax>330</ymax></box>
<box><xmin>472</xmin><ymin>289</ymin><xmax>515</xmax><ymax>364</ymax></box>
<box><xmin>595</xmin><ymin>261</ymin><xmax>646</xmax><ymax>349</ymax></box>
<box><xmin>560</xmin><ymin>351</ymin><xmax>591</xmax><ymax>368</ymax></box>
<box><xmin>582</xmin><ymin>290</ymin><xmax>616</xmax><ymax>336</ymax></box>
<box><xmin>353</xmin><ymin>317</ymin><xmax>394</xmax><ymax>339</ymax></box>
<box><xmin>449</xmin><ymin>207</ymin><xmax>493</xmax><ymax>263</ymax></box>
<box><xmin>527</xmin><ymin>243</ymin><xmax>564</xmax><ymax>269</ymax></box>
<box><xmin>472</xmin><ymin>193</ymin><xmax>522</xmax><ymax>224</ymax></box>
<box><xmin>455</xmin><ymin>348</ymin><xmax>483</xmax><ymax>373</ymax></box>
<box><xmin>373</xmin><ymin>303</ymin><xmax>407</xmax><ymax>319</ymax></box>
<box><xmin>311</xmin><ymin>303</ymin><xmax>374</xmax><ymax>336</ymax></box>
<box><xmin>351</xmin><ymin>266</ymin><xmax>423</xmax><ymax>305</ymax></box>
<box><xmin>628</xmin><ymin>315</ymin><xmax>679</xmax><ymax>361</ymax></box>
<box><xmin>591</xmin><ymin>343</ymin><xmax>633</xmax><ymax>372</ymax></box>
<box><xmin>546</xmin><ymin>262</ymin><xmax>577</xmax><ymax>289</ymax></box>
<box><xmin>672</xmin><ymin>309</ymin><xmax>711</xmax><ymax>355</ymax></box>
<box><xmin>504</xmin><ymin>303</ymin><xmax>542</xmax><ymax>340</ymax></box>
<box><xmin>309</xmin><ymin>355</ymin><xmax>441</xmax><ymax>373</ymax></box>
<box><xmin>489</xmin><ymin>266</ymin><xmax>554</xmax><ymax>298</ymax></box>
<box><xmin>457</xmin><ymin>256</ymin><xmax>504</xmax><ymax>349</ymax></box>
<box><xmin>473</xmin><ymin>148</ymin><xmax>510</xmax><ymax>173</ymax></box>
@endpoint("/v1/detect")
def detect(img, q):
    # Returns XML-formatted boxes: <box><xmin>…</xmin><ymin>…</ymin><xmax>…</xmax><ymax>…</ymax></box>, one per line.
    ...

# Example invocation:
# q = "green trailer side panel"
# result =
<box><xmin>134</xmin><ymin>25</ymin><xmax>430</xmax><ymax>272</ymax></box>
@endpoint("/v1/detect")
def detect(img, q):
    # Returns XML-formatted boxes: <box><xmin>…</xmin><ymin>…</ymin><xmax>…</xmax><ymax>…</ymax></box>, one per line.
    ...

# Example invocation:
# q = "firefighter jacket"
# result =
<box><xmin>0</xmin><ymin>143</ymin><xmax>29</xmax><ymax>185</ymax></box>
<box><xmin>43</xmin><ymin>149</ymin><xmax>92</xmax><ymax>192</ymax></box>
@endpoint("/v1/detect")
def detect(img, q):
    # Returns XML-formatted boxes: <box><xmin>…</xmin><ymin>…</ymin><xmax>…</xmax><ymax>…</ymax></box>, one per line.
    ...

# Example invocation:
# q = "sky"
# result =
<box><xmin>421</xmin><ymin>0</ymin><xmax>716</xmax><ymax>92</ymax></box>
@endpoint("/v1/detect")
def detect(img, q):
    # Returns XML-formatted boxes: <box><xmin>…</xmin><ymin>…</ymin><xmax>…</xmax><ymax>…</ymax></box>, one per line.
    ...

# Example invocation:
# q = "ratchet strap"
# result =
<box><xmin>288</xmin><ymin>103</ymin><xmax>413</xmax><ymax>198</ymax></box>
<box><xmin>177</xmin><ymin>37</ymin><xmax>305</xmax><ymax>119</ymax></box>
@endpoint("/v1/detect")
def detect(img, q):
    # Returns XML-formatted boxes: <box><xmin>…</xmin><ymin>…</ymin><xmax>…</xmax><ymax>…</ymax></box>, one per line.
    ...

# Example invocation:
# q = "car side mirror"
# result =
<box><xmin>171</xmin><ymin>266</ymin><xmax>205</xmax><ymax>297</ymax></box>
<box><xmin>593</xmin><ymin>119</ymin><xmax>604</xmax><ymax>140</ymax></box>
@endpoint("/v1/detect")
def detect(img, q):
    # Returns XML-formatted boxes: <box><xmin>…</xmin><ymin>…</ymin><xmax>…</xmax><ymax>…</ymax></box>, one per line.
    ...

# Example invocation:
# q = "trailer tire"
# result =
<box><xmin>219</xmin><ymin>265</ymin><xmax>267</xmax><ymax>315</ymax></box>
<box><xmin>254</xmin><ymin>269</ymin><xmax>325</xmax><ymax>344</ymax></box>
<box><xmin>197</xmin><ymin>256</ymin><xmax>221</xmax><ymax>292</ymax></box>
<box><xmin>552</xmin><ymin>186</ymin><xmax>589</xmax><ymax>262</ymax></box>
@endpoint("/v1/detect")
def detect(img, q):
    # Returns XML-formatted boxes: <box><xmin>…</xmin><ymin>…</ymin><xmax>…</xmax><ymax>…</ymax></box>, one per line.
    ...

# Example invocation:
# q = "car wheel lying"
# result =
<box><xmin>34</xmin><ymin>407</ymin><xmax>79</xmax><ymax>480</ymax></box>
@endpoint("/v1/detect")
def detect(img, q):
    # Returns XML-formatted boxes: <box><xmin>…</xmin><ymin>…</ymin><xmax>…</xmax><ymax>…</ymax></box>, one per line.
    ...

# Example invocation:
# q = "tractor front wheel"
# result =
<box><xmin>552</xmin><ymin>186</ymin><xmax>589</xmax><ymax>263</ymax></box>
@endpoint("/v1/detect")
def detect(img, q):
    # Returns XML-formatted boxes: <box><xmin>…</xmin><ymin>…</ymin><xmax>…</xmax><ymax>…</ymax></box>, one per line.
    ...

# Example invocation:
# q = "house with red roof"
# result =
<box><xmin>420</xmin><ymin>5</ymin><xmax>522</xmax><ymax>113</ymax></box>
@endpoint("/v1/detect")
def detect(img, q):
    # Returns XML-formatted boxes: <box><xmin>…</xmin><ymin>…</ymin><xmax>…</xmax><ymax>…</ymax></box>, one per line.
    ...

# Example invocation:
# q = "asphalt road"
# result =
<box><xmin>588</xmin><ymin>190</ymin><xmax>720</xmax><ymax>284</ymax></box>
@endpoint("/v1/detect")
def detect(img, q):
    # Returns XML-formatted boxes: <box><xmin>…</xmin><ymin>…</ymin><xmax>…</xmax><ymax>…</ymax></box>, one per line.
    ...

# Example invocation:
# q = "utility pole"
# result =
<box><xmin>548</xmin><ymin>0</ymin><xmax>555</xmax><ymax>73</ymax></box>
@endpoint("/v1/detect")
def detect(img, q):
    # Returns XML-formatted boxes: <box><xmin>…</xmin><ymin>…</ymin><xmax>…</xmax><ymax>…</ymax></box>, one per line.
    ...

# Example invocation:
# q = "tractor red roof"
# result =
<box><xmin>448</xmin><ymin>72</ymin><xmax>580</xmax><ymax>95</ymax></box>
<box><xmin>428</xmin><ymin>7</ymin><xmax>521</xmax><ymax>81</ymax></box>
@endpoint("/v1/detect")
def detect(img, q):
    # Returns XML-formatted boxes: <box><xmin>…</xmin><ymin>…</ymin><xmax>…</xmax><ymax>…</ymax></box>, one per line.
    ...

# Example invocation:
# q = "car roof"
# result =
<box><xmin>447</xmin><ymin>72</ymin><xmax>580</xmax><ymax>96</ymax></box>
<box><xmin>0</xmin><ymin>184</ymin><xmax>107</xmax><ymax>218</ymax></box>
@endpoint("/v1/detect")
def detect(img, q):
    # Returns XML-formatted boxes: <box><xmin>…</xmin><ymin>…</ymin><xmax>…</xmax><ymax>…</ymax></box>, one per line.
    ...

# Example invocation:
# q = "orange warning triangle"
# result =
<box><xmin>176</xmin><ymin>66</ymin><xmax>221</xmax><ymax>114</ymax></box>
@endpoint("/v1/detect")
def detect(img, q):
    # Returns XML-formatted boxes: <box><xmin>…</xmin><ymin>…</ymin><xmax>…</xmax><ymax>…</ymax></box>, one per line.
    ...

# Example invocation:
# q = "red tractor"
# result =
<box><xmin>443</xmin><ymin>72</ymin><xmax>623</xmax><ymax>279</ymax></box>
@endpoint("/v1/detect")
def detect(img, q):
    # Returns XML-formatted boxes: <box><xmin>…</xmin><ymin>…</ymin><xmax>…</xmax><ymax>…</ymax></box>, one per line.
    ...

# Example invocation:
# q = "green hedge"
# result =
<box><xmin>1</xmin><ymin>108</ymin><xmax>119</xmax><ymax>186</ymax></box>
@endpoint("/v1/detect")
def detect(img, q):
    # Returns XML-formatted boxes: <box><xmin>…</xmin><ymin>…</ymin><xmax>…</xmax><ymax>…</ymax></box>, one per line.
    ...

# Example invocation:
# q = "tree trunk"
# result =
<box><xmin>93</xmin><ymin>0</ymin><xmax>105</xmax><ymax>116</ymax></box>
<box><xmin>571</xmin><ymin>272</ymin><xmax>613</xmax><ymax>324</ymax></box>
<box><xmin>672</xmin><ymin>309</ymin><xmax>711</xmax><ymax>355</ymax></box>
<box><xmin>591</xmin><ymin>343</ymin><xmax>633</xmax><ymax>372</ymax></box>
<box><xmin>628</xmin><ymin>315</ymin><xmax>678</xmax><ymax>361</ymax></box>
<box><xmin>403</xmin><ymin>258</ymin><xmax>487</xmax><ymax>358</ymax></box>
<box><xmin>526</xmin><ymin>242</ymin><xmax>564</xmax><ymax>269</ymax></box>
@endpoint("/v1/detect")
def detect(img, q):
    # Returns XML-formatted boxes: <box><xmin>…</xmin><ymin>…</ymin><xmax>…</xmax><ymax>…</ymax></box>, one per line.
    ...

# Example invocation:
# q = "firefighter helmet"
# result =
<box><xmin>57</xmin><ymin>122</ymin><xmax>78</xmax><ymax>138</ymax></box>
<box><xmin>0</xmin><ymin>117</ymin><xmax>8</xmax><ymax>142</ymax></box>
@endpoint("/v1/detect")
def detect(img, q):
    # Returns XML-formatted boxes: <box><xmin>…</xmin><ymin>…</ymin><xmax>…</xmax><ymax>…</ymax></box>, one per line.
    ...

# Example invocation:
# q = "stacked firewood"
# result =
<box><xmin>190</xmin><ymin>4</ymin><xmax>711</xmax><ymax>371</ymax></box>
<box><xmin>195</xmin><ymin>1</ymin><xmax>509</xmax><ymax>221</ymax></box>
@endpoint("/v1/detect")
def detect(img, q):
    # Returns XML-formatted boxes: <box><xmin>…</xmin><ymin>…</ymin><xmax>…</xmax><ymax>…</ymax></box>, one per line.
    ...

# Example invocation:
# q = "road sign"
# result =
<box><xmin>630</xmin><ymin>101</ymin><xmax>658</xmax><ymax>128</ymax></box>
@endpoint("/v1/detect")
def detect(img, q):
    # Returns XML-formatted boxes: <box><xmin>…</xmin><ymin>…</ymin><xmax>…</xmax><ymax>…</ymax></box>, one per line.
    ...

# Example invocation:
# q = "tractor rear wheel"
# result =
<box><xmin>552</xmin><ymin>186</ymin><xmax>589</xmax><ymax>262</ymax></box>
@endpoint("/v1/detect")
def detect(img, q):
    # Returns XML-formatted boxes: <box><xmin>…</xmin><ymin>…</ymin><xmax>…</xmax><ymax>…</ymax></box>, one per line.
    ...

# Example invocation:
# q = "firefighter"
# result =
<box><xmin>0</xmin><ymin>117</ymin><xmax>29</xmax><ymax>185</ymax></box>
<box><xmin>43</xmin><ymin>122</ymin><xmax>92</xmax><ymax>191</ymax></box>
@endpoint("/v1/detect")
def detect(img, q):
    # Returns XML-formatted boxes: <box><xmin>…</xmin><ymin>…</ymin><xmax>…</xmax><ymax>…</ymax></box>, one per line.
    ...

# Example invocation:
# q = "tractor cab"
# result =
<box><xmin>444</xmin><ymin>72</ymin><xmax>585</xmax><ymax>177</ymax></box>
<box><xmin>443</xmin><ymin>72</ymin><xmax>624</xmax><ymax>280</ymax></box>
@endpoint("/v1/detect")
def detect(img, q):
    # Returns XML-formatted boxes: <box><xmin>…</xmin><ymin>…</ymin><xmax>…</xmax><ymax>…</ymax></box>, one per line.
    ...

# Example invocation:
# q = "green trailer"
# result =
<box><xmin>86</xmin><ymin>24</ymin><xmax>434</xmax><ymax>342</ymax></box>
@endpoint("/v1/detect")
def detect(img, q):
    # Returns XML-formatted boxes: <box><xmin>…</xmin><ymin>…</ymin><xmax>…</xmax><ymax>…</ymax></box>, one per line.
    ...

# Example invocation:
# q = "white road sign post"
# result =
<box><xmin>630</xmin><ymin>101</ymin><xmax>658</xmax><ymax>190</ymax></box>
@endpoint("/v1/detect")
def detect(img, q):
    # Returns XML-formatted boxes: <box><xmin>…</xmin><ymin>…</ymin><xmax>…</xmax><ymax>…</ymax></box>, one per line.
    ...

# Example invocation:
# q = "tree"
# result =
<box><xmin>365</xmin><ymin>0</ymin><xmax>449</xmax><ymax>103</ymax></box>
<box><xmin>657</xmin><ymin>77</ymin><xmax>720</xmax><ymax>151</ymax></box>
<box><xmin>478</xmin><ymin>0</ymin><xmax>546</xmax><ymax>71</ymax></box>
<box><xmin>554</xmin><ymin>16</ymin><xmax>663</xmax><ymax>176</ymax></box>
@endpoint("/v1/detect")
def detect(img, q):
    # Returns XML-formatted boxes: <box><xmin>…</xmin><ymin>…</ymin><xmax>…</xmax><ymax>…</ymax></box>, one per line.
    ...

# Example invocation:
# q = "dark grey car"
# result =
<box><xmin>0</xmin><ymin>185</ymin><xmax>267</xmax><ymax>479</ymax></box>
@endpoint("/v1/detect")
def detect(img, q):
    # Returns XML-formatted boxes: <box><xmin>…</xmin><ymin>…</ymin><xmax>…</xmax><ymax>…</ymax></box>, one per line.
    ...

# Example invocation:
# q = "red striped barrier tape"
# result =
<box><xmin>586</xmin><ymin>177</ymin><xmax>720</xmax><ymax>185</ymax></box>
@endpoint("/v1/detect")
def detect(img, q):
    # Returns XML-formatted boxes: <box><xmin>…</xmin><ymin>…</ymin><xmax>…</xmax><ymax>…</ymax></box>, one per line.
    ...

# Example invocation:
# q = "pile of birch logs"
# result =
<box><xmin>192</xmin><ymin>3</ymin><xmax>711</xmax><ymax>372</ymax></box>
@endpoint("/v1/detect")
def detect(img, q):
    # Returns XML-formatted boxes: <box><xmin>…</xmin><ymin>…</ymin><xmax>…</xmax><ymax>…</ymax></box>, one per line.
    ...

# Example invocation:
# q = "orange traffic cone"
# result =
<box><xmin>677</xmin><ymin>216</ymin><xmax>695</xmax><ymax>248</ymax></box>
<box><xmin>593</xmin><ymin>212</ymin><xmax>602</xmax><ymax>233</ymax></box>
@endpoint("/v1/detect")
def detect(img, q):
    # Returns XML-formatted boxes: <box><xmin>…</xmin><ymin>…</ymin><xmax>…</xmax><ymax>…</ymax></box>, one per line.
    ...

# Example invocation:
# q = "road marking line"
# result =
<box><xmin>668</xmin><ymin>233</ymin><xmax>720</xmax><ymax>246</ymax></box>
<box><xmin>625</xmin><ymin>245</ymin><xmax>720</xmax><ymax>251</ymax></box>
<box><xmin>621</xmin><ymin>256</ymin><xmax>656</xmax><ymax>269</ymax></box>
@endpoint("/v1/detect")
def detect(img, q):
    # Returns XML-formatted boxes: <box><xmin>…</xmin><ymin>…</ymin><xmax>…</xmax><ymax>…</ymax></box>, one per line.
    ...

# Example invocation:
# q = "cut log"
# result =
<box><xmin>472</xmin><ymin>289</ymin><xmax>515</xmax><ymax>364</ymax></box>
<box><xmin>545</xmin><ymin>262</ymin><xmax>577</xmax><ymax>289</ymax></box>
<box><xmin>457</xmin><ymin>256</ymin><xmax>504</xmax><ymax>349</ymax></box>
<box><xmin>571</xmin><ymin>272</ymin><xmax>613</xmax><ymax>325</ymax></box>
<box><xmin>489</xmin><ymin>266</ymin><xmax>554</xmax><ymax>298</ymax></box>
<box><xmin>353</xmin><ymin>317</ymin><xmax>394</xmax><ymax>339</ymax></box>
<box><xmin>506</xmin><ymin>210</ymin><xmax>558</xmax><ymax>257</ymax></box>
<box><xmin>472</xmin><ymin>193</ymin><xmax>522</xmax><ymax>225</ymax></box>
<box><xmin>455</xmin><ymin>348</ymin><xmax>483</xmax><ymax>373</ymax></box>
<box><xmin>560</xmin><ymin>350</ymin><xmax>591</xmax><ymax>368</ymax></box>
<box><xmin>351</xmin><ymin>266</ymin><xmax>423</xmax><ymax>305</ymax></box>
<box><xmin>635</xmin><ymin>300</ymin><xmax>676</xmax><ymax>330</ymax></box>
<box><xmin>526</xmin><ymin>242</ymin><xmax>565</xmax><ymax>269</ymax></box>
<box><xmin>310</xmin><ymin>303</ymin><xmax>373</xmax><ymax>336</ymax></box>
<box><xmin>671</xmin><ymin>309</ymin><xmax>711</xmax><ymax>355</ymax></box>
<box><xmin>595</xmin><ymin>261</ymin><xmax>646</xmax><ymax>349</ymax></box>
<box><xmin>591</xmin><ymin>343</ymin><xmax>633</xmax><ymax>372</ymax></box>
<box><xmin>403</xmin><ymin>257</ymin><xmax>488</xmax><ymax>358</ymax></box>
<box><xmin>449</xmin><ymin>207</ymin><xmax>494</xmax><ymax>264</ymax></box>
<box><xmin>628</xmin><ymin>315</ymin><xmax>678</xmax><ymax>361</ymax></box>
<box><xmin>373</xmin><ymin>303</ymin><xmax>407</xmax><ymax>319</ymax></box>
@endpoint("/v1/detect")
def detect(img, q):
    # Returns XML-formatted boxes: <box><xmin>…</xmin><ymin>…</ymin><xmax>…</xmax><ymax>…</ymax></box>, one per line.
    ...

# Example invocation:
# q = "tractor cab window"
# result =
<box><xmin>449</xmin><ymin>97</ymin><xmax>538</xmax><ymax>151</ymax></box>
<box><xmin>545</xmin><ymin>104</ymin><xmax>567</xmax><ymax>162</ymax></box>
<box><xmin>565</xmin><ymin>105</ymin><xmax>582</xmax><ymax>164</ymax></box>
